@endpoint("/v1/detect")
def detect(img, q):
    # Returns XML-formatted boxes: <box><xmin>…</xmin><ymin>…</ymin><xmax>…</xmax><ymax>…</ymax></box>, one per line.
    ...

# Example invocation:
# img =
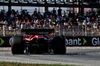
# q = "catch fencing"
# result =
<box><xmin>0</xmin><ymin>25</ymin><xmax>100</xmax><ymax>36</ymax></box>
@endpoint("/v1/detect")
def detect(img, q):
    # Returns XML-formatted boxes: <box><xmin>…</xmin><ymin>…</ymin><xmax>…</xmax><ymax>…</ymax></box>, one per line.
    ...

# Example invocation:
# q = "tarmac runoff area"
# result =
<box><xmin>0</xmin><ymin>47</ymin><xmax>100</xmax><ymax>66</ymax></box>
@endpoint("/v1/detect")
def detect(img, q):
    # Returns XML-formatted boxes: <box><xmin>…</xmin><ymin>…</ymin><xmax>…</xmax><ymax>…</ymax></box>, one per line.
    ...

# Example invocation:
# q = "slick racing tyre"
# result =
<box><xmin>11</xmin><ymin>36</ymin><xmax>24</xmax><ymax>54</ymax></box>
<box><xmin>52</xmin><ymin>35</ymin><xmax>66</xmax><ymax>54</ymax></box>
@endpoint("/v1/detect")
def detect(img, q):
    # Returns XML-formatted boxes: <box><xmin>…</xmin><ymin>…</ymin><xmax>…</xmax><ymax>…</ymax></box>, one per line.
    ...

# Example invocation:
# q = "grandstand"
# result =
<box><xmin>0</xmin><ymin>0</ymin><xmax>100</xmax><ymax>36</ymax></box>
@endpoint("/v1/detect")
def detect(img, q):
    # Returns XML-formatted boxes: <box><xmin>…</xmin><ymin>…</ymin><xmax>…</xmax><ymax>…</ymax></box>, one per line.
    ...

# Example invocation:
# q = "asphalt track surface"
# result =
<box><xmin>0</xmin><ymin>49</ymin><xmax>100</xmax><ymax>66</ymax></box>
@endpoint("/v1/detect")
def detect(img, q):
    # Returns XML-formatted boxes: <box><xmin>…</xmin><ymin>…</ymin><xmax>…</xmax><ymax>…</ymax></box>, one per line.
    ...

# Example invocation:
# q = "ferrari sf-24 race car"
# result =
<box><xmin>10</xmin><ymin>29</ymin><xmax>66</xmax><ymax>54</ymax></box>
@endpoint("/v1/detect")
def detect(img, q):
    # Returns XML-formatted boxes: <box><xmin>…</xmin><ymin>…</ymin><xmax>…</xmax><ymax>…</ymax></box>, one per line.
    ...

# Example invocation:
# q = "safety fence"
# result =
<box><xmin>0</xmin><ymin>25</ymin><xmax>100</xmax><ymax>36</ymax></box>
<box><xmin>57</xmin><ymin>25</ymin><xmax>100</xmax><ymax>36</ymax></box>
<box><xmin>0</xmin><ymin>26</ymin><xmax>21</xmax><ymax>36</ymax></box>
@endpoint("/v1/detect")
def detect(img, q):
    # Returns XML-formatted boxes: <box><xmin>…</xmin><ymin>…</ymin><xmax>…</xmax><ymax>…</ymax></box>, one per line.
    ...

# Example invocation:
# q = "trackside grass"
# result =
<box><xmin>0</xmin><ymin>62</ymin><xmax>77</xmax><ymax>66</ymax></box>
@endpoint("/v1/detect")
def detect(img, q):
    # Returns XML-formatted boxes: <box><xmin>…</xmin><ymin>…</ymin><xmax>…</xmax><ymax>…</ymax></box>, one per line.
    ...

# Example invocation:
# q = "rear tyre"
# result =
<box><xmin>11</xmin><ymin>36</ymin><xmax>24</xmax><ymax>54</ymax></box>
<box><xmin>52</xmin><ymin>35</ymin><xmax>66</xmax><ymax>54</ymax></box>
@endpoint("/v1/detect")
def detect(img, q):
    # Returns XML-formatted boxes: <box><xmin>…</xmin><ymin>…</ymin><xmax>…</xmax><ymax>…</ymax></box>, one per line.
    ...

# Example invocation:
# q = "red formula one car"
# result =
<box><xmin>10</xmin><ymin>29</ymin><xmax>66</xmax><ymax>54</ymax></box>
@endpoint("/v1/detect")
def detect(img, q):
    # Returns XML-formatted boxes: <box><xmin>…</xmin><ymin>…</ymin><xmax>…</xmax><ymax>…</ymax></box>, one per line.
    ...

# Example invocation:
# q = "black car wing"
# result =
<box><xmin>21</xmin><ymin>29</ymin><xmax>54</xmax><ymax>35</ymax></box>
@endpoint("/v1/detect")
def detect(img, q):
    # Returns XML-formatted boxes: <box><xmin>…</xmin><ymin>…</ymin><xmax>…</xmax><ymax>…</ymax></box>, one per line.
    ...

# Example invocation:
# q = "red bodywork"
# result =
<box><xmin>23</xmin><ymin>35</ymin><xmax>45</xmax><ymax>41</ymax></box>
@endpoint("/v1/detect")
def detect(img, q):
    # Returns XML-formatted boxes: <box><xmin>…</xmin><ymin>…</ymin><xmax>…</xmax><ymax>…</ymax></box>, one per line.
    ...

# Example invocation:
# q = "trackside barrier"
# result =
<box><xmin>66</xmin><ymin>36</ymin><xmax>100</xmax><ymax>46</ymax></box>
<box><xmin>0</xmin><ymin>24</ymin><xmax>100</xmax><ymax>36</ymax></box>
<box><xmin>0</xmin><ymin>36</ymin><xmax>11</xmax><ymax>47</ymax></box>
<box><xmin>0</xmin><ymin>36</ymin><xmax>100</xmax><ymax>47</ymax></box>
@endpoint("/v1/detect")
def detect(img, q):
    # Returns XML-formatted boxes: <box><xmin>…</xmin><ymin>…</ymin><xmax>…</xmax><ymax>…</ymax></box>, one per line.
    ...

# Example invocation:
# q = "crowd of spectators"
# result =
<box><xmin>0</xmin><ymin>8</ymin><xmax>100</xmax><ymax>33</ymax></box>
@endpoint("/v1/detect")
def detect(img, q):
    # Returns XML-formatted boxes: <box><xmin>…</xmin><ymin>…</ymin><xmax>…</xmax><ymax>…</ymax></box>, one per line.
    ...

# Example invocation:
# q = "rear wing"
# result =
<box><xmin>21</xmin><ymin>29</ymin><xmax>54</xmax><ymax>35</ymax></box>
